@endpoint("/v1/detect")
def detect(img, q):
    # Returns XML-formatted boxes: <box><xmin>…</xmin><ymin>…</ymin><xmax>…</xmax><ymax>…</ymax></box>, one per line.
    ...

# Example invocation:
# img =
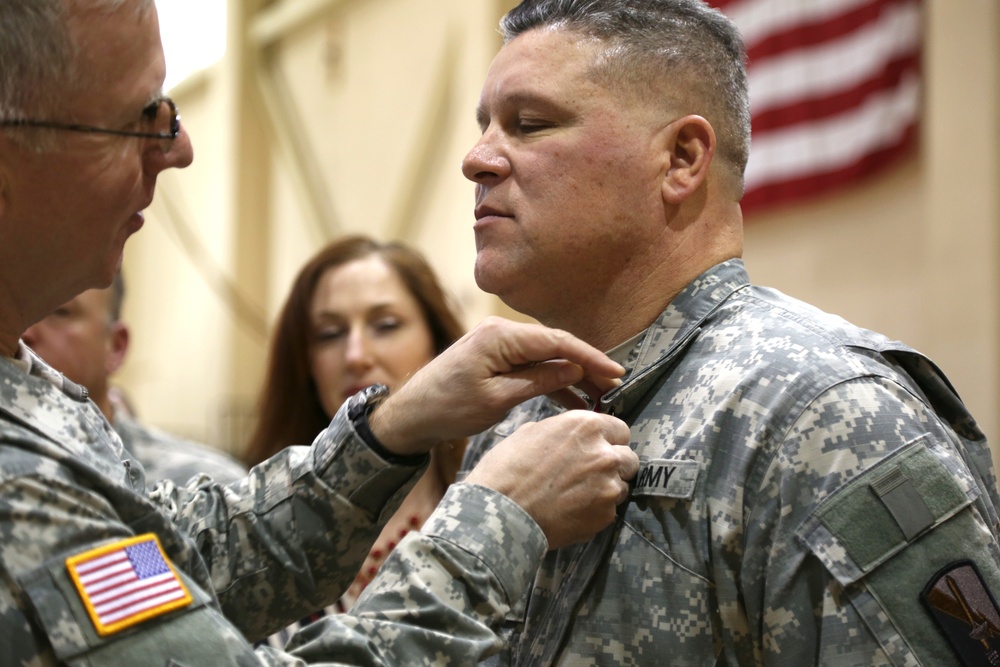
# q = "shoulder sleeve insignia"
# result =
<box><xmin>921</xmin><ymin>559</ymin><xmax>1000</xmax><ymax>666</ymax></box>
<box><xmin>66</xmin><ymin>533</ymin><xmax>193</xmax><ymax>636</ymax></box>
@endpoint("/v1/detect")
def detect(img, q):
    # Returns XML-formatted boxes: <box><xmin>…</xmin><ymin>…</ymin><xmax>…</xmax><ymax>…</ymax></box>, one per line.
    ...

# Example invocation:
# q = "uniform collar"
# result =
<box><xmin>15</xmin><ymin>340</ymin><xmax>90</xmax><ymax>402</ymax></box>
<box><xmin>598</xmin><ymin>259</ymin><xmax>750</xmax><ymax>418</ymax></box>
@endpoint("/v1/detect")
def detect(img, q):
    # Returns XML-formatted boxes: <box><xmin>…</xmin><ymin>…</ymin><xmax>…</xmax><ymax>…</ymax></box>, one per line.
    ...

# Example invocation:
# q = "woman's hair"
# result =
<box><xmin>244</xmin><ymin>235</ymin><xmax>464</xmax><ymax>465</ymax></box>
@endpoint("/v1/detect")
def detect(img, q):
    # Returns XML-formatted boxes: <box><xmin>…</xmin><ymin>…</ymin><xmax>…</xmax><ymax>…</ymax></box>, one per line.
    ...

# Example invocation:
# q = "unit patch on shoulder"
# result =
<box><xmin>921</xmin><ymin>559</ymin><xmax>1000</xmax><ymax>666</ymax></box>
<box><xmin>633</xmin><ymin>458</ymin><xmax>700</xmax><ymax>499</ymax></box>
<box><xmin>66</xmin><ymin>533</ymin><xmax>192</xmax><ymax>636</ymax></box>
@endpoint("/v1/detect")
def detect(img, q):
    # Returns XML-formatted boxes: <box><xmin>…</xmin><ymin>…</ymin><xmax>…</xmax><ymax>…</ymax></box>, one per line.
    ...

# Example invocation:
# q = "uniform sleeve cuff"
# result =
<box><xmin>420</xmin><ymin>483</ymin><xmax>547</xmax><ymax>605</ymax></box>
<box><xmin>311</xmin><ymin>401</ymin><xmax>428</xmax><ymax>516</ymax></box>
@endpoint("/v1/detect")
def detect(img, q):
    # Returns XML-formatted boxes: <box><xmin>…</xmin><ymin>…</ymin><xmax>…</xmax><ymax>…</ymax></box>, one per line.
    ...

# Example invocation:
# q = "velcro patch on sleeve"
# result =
<box><xmin>66</xmin><ymin>533</ymin><xmax>192</xmax><ymax>636</ymax></box>
<box><xmin>633</xmin><ymin>459</ymin><xmax>700</xmax><ymax>499</ymax></box>
<box><xmin>921</xmin><ymin>559</ymin><xmax>1000</xmax><ymax>666</ymax></box>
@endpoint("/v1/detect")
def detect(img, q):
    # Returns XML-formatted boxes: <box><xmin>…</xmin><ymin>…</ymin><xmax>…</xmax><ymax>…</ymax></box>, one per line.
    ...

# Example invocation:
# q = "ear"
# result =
<box><xmin>661</xmin><ymin>115</ymin><xmax>715</xmax><ymax>206</ymax></box>
<box><xmin>105</xmin><ymin>321</ymin><xmax>129</xmax><ymax>375</ymax></box>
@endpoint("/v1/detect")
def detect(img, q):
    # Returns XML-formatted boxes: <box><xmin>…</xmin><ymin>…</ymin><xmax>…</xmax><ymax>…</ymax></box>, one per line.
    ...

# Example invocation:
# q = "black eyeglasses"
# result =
<box><xmin>0</xmin><ymin>97</ymin><xmax>180</xmax><ymax>146</ymax></box>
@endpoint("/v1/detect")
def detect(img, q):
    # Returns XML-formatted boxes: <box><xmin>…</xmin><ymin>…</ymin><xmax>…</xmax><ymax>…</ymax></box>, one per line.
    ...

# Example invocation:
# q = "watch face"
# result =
<box><xmin>349</xmin><ymin>384</ymin><xmax>389</xmax><ymax>419</ymax></box>
<box><xmin>363</xmin><ymin>384</ymin><xmax>390</xmax><ymax>401</ymax></box>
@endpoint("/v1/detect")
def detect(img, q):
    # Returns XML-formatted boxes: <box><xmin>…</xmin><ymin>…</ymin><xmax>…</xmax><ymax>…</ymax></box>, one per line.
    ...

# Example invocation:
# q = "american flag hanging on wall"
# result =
<box><xmin>706</xmin><ymin>0</ymin><xmax>923</xmax><ymax>214</ymax></box>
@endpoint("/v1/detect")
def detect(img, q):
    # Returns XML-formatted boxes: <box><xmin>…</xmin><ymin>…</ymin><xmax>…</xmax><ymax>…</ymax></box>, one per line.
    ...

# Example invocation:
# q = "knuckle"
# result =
<box><xmin>478</xmin><ymin>316</ymin><xmax>504</xmax><ymax>338</ymax></box>
<box><xmin>600</xmin><ymin>476</ymin><xmax>622</xmax><ymax>502</ymax></box>
<box><xmin>592</xmin><ymin>446</ymin><xmax>618</xmax><ymax>470</ymax></box>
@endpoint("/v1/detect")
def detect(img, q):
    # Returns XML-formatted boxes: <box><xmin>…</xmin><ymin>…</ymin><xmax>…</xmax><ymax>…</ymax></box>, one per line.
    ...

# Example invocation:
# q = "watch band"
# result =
<box><xmin>347</xmin><ymin>384</ymin><xmax>390</xmax><ymax>451</ymax></box>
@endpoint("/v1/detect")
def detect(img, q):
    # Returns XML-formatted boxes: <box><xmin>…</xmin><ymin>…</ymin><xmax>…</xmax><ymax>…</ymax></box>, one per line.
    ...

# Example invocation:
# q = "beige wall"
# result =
<box><xmin>119</xmin><ymin>0</ymin><xmax>1000</xmax><ymax>462</ymax></box>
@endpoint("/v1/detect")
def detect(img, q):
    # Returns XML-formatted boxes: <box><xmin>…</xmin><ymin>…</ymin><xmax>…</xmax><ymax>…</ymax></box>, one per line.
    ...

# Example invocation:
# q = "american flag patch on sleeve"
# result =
<box><xmin>66</xmin><ymin>533</ymin><xmax>192</xmax><ymax>636</ymax></box>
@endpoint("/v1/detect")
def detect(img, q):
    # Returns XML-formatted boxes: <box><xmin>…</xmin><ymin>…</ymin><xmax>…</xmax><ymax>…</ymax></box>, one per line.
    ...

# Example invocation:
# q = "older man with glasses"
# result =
<box><xmin>0</xmin><ymin>1</ymin><xmax>639</xmax><ymax>665</ymax></box>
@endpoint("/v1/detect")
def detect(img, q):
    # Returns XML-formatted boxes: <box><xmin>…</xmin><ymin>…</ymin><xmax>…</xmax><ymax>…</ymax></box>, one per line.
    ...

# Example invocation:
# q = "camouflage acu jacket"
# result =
<box><xmin>0</xmin><ymin>344</ymin><xmax>545</xmax><ymax>665</ymax></box>
<box><xmin>462</xmin><ymin>259</ymin><xmax>1000</xmax><ymax>667</ymax></box>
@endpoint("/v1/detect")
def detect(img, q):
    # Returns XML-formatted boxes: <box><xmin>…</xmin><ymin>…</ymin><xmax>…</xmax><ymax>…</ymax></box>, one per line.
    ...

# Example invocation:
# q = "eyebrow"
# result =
<box><xmin>475</xmin><ymin>90</ymin><xmax>565</xmax><ymax>130</ymax></box>
<box><xmin>312</xmin><ymin>302</ymin><xmax>403</xmax><ymax>320</ymax></box>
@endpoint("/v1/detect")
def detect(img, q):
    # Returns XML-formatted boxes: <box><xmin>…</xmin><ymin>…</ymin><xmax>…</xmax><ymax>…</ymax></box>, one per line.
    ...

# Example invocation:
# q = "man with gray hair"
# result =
<box><xmin>460</xmin><ymin>0</ymin><xmax>1000</xmax><ymax>665</ymax></box>
<box><xmin>0</xmin><ymin>0</ymin><xmax>640</xmax><ymax>664</ymax></box>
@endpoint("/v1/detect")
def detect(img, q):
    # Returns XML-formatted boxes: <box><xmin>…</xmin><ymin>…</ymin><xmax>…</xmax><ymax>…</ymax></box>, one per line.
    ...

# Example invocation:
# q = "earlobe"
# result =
<box><xmin>661</xmin><ymin>115</ymin><xmax>715</xmax><ymax>206</ymax></box>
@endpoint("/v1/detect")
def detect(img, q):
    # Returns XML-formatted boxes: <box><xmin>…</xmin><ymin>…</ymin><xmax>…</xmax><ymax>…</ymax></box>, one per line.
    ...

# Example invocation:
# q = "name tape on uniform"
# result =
<box><xmin>634</xmin><ymin>459</ymin><xmax>700</xmax><ymax>499</ymax></box>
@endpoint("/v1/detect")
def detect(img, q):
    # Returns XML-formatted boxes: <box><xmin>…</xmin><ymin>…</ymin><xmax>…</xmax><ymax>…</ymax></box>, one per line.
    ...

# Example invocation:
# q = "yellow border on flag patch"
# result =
<box><xmin>66</xmin><ymin>533</ymin><xmax>193</xmax><ymax>636</ymax></box>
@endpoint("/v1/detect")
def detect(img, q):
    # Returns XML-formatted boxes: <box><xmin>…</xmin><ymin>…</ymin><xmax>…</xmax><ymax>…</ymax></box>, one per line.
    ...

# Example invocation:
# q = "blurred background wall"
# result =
<box><xmin>117</xmin><ymin>0</ymin><xmax>1000</xmax><ymax>463</ymax></box>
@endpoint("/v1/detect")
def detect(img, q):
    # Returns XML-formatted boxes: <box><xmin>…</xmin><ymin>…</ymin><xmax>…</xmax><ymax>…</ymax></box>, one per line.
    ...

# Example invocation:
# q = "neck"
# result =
<box><xmin>535</xmin><ymin>211</ymin><xmax>744</xmax><ymax>351</ymax></box>
<box><xmin>0</xmin><ymin>277</ymin><xmax>26</xmax><ymax>358</ymax></box>
<box><xmin>539</xmin><ymin>279</ymin><xmax>684</xmax><ymax>352</ymax></box>
<box><xmin>96</xmin><ymin>396</ymin><xmax>115</xmax><ymax>423</ymax></box>
<box><xmin>0</xmin><ymin>267</ymin><xmax>87</xmax><ymax>358</ymax></box>
<box><xmin>0</xmin><ymin>331</ymin><xmax>18</xmax><ymax>358</ymax></box>
<box><xmin>554</xmin><ymin>258</ymin><xmax>743</xmax><ymax>353</ymax></box>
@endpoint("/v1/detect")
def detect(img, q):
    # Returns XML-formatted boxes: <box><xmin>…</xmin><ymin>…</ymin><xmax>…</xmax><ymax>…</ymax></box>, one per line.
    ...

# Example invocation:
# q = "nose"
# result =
<box><xmin>461</xmin><ymin>130</ymin><xmax>509</xmax><ymax>186</ymax></box>
<box><xmin>21</xmin><ymin>323</ymin><xmax>40</xmax><ymax>348</ymax></box>
<box><xmin>145</xmin><ymin>124</ymin><xmax>194</xmax><ymax>175</ymax></box>
<box><xmin>168</xmin><ymin>125</ymin><xmax>195</xmax><ymax>169</ymax></box>
<box><xmin>343</xmin><ymin>328</ymin><xmax>373</xmax><ymax>372</ymax></box>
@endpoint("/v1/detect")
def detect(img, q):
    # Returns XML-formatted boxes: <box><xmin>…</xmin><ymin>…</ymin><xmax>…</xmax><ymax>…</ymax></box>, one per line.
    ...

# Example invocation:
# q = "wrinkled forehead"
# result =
<box><xmin>66</xmin><ymin>0</ymin><xmax>153</xmax><ymax>18</ymax></box>
<box><xmin>66</xmin><ymin>0</ymin><xmax>159</xmax><ymax>66</ymax></box>
<box><xmin>480</xmin><ymin>25</ymin><xmax>666</xmax><ymax>122</ymax></box>
<box><xmin>62</xmin><ymin>0</ymin><xmax>165</xmax><ymax>104</ymax></box>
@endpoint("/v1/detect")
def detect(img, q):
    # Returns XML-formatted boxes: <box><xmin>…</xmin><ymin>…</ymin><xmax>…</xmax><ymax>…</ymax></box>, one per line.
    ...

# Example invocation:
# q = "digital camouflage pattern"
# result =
<box><xmin>0</xmin><ymin>344</ymin><xmax>546</xmax><ymax>665</ymax></box>
<box><xmin>114</xmin><ymin>411</ymin><xmax>248</xmax><ymax>486</ymax></box>
<box><xmin>462</xmin><ymin>259</ymin><xmax>1000</xmax><ymax>667</ymax></box>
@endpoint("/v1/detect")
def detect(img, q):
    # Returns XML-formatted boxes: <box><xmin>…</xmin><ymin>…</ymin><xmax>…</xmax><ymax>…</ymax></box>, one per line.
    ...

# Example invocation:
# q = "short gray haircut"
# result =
<box><xmin>501</xmin><ymin>0</ymin><xmax>751</xmax><ymax>192</ymax></box>
<box><xmin>0</xmin><ymin>0</ymin><xmax>153</xmax><ymax>149</ymax></box>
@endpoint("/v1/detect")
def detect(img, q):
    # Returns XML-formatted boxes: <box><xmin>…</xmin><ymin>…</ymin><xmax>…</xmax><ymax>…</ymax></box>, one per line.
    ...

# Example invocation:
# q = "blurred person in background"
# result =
<box><xmin>22</xmin><ymin>271</ymin><xmax>248</xmax><ymax>486</ymax></box>
<box><xmin>246</xmin><ymin>235</ymin><xmax>467</xmax><ymax>644</ymax></box>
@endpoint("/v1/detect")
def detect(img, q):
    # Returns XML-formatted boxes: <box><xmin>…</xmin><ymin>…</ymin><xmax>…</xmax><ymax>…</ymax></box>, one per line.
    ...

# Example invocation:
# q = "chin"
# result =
<box><xmin>94</xmin><ymin>255</ymin><xmax>124</xmax><ymax>288</ymax></box>
<box><xmin>473</xmin><ymin>261</ymin><xmax>507</xmax><ymax>297</ymax></box>
<box><xmin>475</xmin><ymin>263</ymin><xmax>520</xmax><ymax>301</ymax></box>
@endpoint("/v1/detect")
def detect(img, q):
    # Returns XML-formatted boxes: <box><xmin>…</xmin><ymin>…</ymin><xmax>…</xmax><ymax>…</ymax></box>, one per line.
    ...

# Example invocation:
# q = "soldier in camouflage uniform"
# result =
<box><xmin>460</xmin><ymin>1</ymin><xmax>1000</xmax><ymax>665</ymax></box>
<box><xmin>22</xmin><ymin>277</ymin><xmax>249</xmax><ymax>486</ymax></box>
<box><xmin>0</xmin><ymin>0</ymin><xmax>641</xmax><ymax>664</ymax></box>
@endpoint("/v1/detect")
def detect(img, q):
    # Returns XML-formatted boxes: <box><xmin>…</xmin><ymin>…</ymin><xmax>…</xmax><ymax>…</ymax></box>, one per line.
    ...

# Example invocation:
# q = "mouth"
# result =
<box><xmin>474</xmin><ymin>205</ymin><xmax>513</xmax><ymax>229</ymax></box>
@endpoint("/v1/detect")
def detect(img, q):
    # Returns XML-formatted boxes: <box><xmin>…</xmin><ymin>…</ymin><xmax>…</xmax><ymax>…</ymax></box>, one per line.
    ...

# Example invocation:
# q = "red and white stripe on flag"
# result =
<box><xmin>66</xmin><ymin>533</ymin><xmax>192</xmax><ymax>636</ymax></box>
<box><xmin>707</xmin><ymin>0</ymin><xmax>922</xmax><ymax>214</ymax></box>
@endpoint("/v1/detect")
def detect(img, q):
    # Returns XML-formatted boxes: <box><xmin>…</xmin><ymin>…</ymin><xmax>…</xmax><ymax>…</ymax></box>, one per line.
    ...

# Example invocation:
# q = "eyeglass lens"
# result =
<box><xmin>143</xmin><ymin>98</ymin><xmax>178</xmax><ymax>138</ymax></box>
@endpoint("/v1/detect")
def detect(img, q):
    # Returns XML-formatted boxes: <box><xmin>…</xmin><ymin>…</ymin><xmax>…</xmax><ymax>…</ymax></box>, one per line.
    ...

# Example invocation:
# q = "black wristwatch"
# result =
<box><xmin>347</xmin><ymin>383</ymin><xmax>391</xmax><ymax>451</ymax></box>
